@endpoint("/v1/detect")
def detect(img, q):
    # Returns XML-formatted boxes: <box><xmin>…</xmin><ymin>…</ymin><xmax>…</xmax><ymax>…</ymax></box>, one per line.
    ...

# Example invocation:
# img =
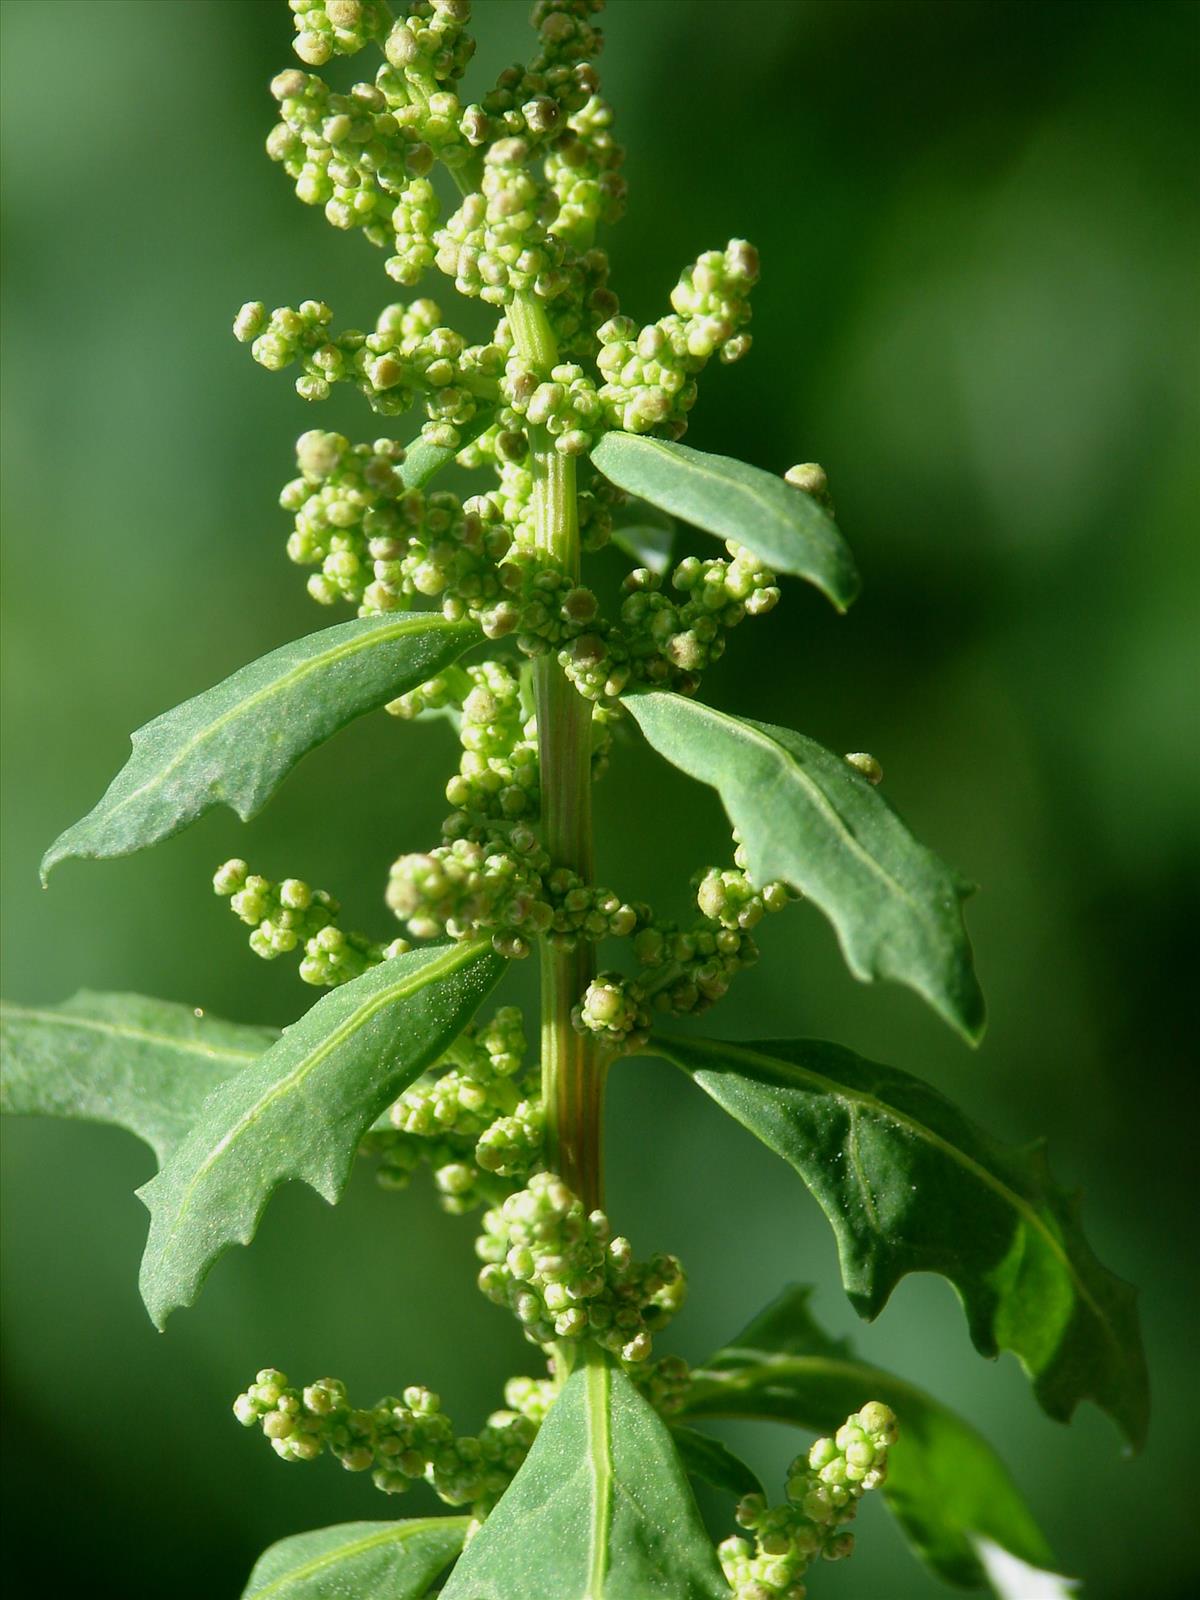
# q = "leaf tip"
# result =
<box><xmin>833</xmin><ymin>565</ymin><xmax>863</xmax><ymax>614</ymax></box>
<box><xmin>39</xmin><ymin>840</ymin><xmax>65</xmax><ymax>886</ymax></box>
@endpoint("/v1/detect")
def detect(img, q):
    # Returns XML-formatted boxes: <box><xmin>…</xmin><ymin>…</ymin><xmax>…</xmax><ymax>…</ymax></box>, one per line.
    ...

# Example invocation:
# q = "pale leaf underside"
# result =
<box><xmin>0</xmin><ymin>991</ymin><xmax>274</xmax><ymax>1162</ymax></box>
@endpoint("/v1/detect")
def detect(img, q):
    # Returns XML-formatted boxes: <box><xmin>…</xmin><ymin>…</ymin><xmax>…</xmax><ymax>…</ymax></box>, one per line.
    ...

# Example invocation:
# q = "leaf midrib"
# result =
<box><xmin>155</xmin><ymin>942</ymin><xmax>485</xmax><ymax>1250</ymax></box>
<box><xmin>662</xmin><ymin>1035</ymin><xmax>1109</xmax><ymax>1336</ymax></box>
<box><xmin>248</xmin><ymin>1518</ymin><xmax>467</xmax><ymax>1598</ymax></box>
<box><xmin>585</xmin><ymin>1358</ymin><xmax>613</xmax><ymax>1600</ymax></box>
<box><xmin>0</xmin><ymin>1004</ymin><xmax>265</xmax><ymax>1067</ymax></box>
<box><xmin>97</xmin><ymin>615</ymin><xmax>466</xmax><ymax>824</ymax></box>
<box><xmin>638</xmin><ymin>698</ymin><xmax>929</xmax><ymax>931</ymax></box>
<box><xmin>600</xmin><ymin>436</ymin><xmax>843</xmax><ymax>580</ymax></box>
<box><xmin>685</xmin><ymin>1351</ymin><xmax>932</xmax><ymax>1415</ymax></box>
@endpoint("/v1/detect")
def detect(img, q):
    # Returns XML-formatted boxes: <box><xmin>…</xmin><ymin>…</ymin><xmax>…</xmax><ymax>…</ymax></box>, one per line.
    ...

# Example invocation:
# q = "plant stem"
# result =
<box><xmin>508</xmin><ymin>291</ymin><xmax>604</xmax><ymax>1211</ymax></box>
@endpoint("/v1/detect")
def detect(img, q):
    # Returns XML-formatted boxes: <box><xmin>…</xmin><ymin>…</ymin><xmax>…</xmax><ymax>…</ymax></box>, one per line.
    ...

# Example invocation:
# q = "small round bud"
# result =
<box><xmin>233</xmin><ymin>302</ymin><xmax>266</xmax><ymax>343</ymax></box>
<box><xmin>844</xmin><ymin>752</ymin><xmax>883</xmax><ymax>785</ymax></box>
<box><xmin>785</xmin><ymin>462</ymin><xmax>830</xmax><ymax>502</ymax></box>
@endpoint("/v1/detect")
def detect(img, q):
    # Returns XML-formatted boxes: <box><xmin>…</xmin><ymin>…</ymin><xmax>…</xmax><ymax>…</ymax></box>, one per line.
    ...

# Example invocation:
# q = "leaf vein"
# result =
<box><xmin>673</xmin><ymin>1036</ymin><xmax>1108</xmax><ymax>1335</ymax></box>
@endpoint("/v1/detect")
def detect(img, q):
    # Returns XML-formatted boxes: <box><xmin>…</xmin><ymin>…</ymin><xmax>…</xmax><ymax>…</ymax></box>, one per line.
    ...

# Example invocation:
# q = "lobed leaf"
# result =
<box><xmin>683</xmin><ymin>1285</ymin><xmax>1060</xmax><ymax>1590</ymax></box>
<box><xmin>441</xmin><ymin>1355</ymin><xmax>731</xmax><ymax>1599</ymax></box>
<box><xmin>0</xmin><ymin>991</ymin><xmax>274</xmax><ymax>1162</ymax></box>
<box><xmin>42</xmin><ymin>613</ymin><xmax>478</xmax><ymax>880</ymax></box>
<box><xmin>671</xmin><ymin>1425</ymin><xmax>764</xmax><ymax>1502</ymax></box>
<box><xmin>625</xmin><ymin>692</ymin><xmax>984</xmax><ymax>1041</ymax></box>
<box><xmin>652</xmin><ymin>1035</ymin><xmax>1148</xmax><ymax>1450</ymax></box>
<box><xmin>591</xmin><ymin>433</ymin><xmax>859</xmax><ymax>611</ymax></box>
<box><xmin>137</xmin><ymin>941</ymin><xmax>505</xmax><ymax>1328</ymax></box>
<box><xmin>241</xmin><ymin>1517</ymin><xmax>468</xmax><ymax>1599</ymax></box>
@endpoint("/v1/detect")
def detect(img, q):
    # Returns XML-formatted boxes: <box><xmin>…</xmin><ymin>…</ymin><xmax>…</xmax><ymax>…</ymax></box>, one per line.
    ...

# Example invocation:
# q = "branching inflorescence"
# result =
<box><xmin>222</xmin><ymin>0</ymin><xmax>874</xmax><ymax>1575</ymax></box>
<box><xmin>6</xmin><ymin>1</ymin><xmax>1147</xmax><ymax>1595</ymax></box>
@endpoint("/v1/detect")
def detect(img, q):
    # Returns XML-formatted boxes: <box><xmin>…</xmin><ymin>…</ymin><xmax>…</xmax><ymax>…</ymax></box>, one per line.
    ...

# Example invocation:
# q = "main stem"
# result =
<box><xmin>508</xmin><ymin>292</ymin><xmax>604</xmax><ymax>1211</ymax></box>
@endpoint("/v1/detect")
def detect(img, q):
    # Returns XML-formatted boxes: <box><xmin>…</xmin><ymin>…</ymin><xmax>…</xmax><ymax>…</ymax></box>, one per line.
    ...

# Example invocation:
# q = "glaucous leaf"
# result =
<box><xmin>653</xmin><ymin>1036</ymin><xmax>1148</xmax><ymax>1449</ymax></box>
<box><xmin>0</xmin><ymin>991</ymin><xmax>273</xmax><ymax>1162</ymax></box>
<box><xmin>608</xmin><ymin>498</ymin><xmax>676</xmax><ymax>575</ymax></box>
<box><xmin>625</xmin><ymin>692</ymin><xmax>984</xmax><ymax>1042</ymax></box>
<box><xmin>591</xmin><ymin>433</ymin><xmax>859</xmax><ymax>611</ymax></box>
<box><xmin>671</xmin><ymin>1426</ymin><xmax>764</xmax><ymax>1502</ymax></box>
<box><xmin>138</xmin><ymin>941</ymin><xmax>504</xmax><ymax>1328</ymax></box>
<box><xmin>441</xmin><ymin>1356</ymin><xmax>730</xmax><ymax>1599</ymax></box>
<box><xmin>42</xmin><ymin>613</ymin><xmax>478</xmax><ymax>879</ymax></box>
<box><xmin>242</xmin><ymin>1517</ymin><xmax>468</xmax><ymax>1599</ymax></box>
<box><xmin>683</xmin><ymin>1285</ymin><xmax>1058</xmax><ymax>1589</ymax></box>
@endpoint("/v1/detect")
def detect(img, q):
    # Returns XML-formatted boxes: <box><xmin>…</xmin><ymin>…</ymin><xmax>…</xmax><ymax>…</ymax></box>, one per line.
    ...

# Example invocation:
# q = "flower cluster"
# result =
<box><xmin>503</xmin><ymin>358</ymin><xmax>604</xmax><ymax>457</ymax></box>
<box><xmin>382</xmin><ymin>2</ymin><xmax>476</xmax><ymax>93</ymax></box>
<box><xmin>572</xmin><ymin>859</ymin><xmax>790</xmax><ymax>1047</ymax></box>
<box><xmin>597</xmin><ymin>241</ymin><xmax>759</xmax><ymax>437</ymax></box>
<box><xmin>362</xmin><ymin>1004</ymin><xmax>543</xmax><ymax>1213</ymax></box>
<box><xmin>237</xmin><ymin>296</ymin><xmax>504</xmax><ymax>441</ymax></box>
<box><xmin>476</xmin><ymin>1172</ymin><xmax>686</xmax><ymax>1362</ymax></box>
<box><xmin>234</xmin><ymin>1369</ymin><xmax>534</xmax><ymax>1515</ymax></box>
<box><xmin>435</xmin><ymin>135</ymin><xmax>565</xmax><ymax>307</ymax></box>
<box><xmin>388</xmin><ymin>828</ymin><xmax>550</xmax><ymax>960</ymax></box>
<box><xmin>718</xmin><ymin>1404</ymin><xmax>898</xmax><ymax>1599</ymax></box>
<box><xmin>558</xmin><ymin>541</ymin><xmax>781</xmax><ymax>703</ymax></box>
<box><xmin>357</xmin><ymin>299</ymin><xmax>503</xmax><ymax>435</ymax></box>
<box><xmin>234</xmin><ymin>299</ymin><xmax>348</xmax><ymax>403</ymax></box>
<box><xmin>266</xmin><ymin>70</ymin><xmax>422</xmax><ymax>248</ymax></box>
<box><xmin>544</xmin><ymin>91</ymin><xmax>625</xmax><ymax>246</ymax></box>
<box><xmin>213</xmin><ymin>859</ymin><xmax>406</xmax><ymax>986</ymax></box>
<box><xmin>277</xmin><ymin>428</ymin><xmax>516</xmax><ymax>613</ymax></box>
<box><xmin>443</xmin><ymin>660</ymin><xmax>540</xmax><ymax>825</ymax></box>
<box><xmin>387</xmin><ymin>176</ymin><xmax>440</xmax><ymax>284</ymax></box>
<box><xmin>288</xmin><ymin>0</ymin><xmax>389</xmax><ymax>65</ymax></box>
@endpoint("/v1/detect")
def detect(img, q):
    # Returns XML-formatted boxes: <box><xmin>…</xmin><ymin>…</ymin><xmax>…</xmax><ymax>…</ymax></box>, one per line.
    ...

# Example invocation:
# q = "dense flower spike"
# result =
<box><xmin>475</xmin><ymin>1172</ymin><xmax>686</xmax><ymax>1363</ymax></box>
<box><xmin>234</xmin><ymin>1369</ymin><xmax>535</xmax><ymax>1516</ymax></box>
<box><xmin>596</xmin><ymin>241</ymin><xmax>759</xmax><ymax>437</ymax></box>
<box><xmin>222</xmin><ymin>8</ymin><xmax>890</xmax><ymax>1582</ymax></box>
<box><xmin>213</xmin><ymin>859</ymin><xmax>406</xmax><ymax>985</ymax></box>
<box><xmin>718</xmin><ymin>1404</ymin><xmax>898</xmax><ymax>1598</ymax></box>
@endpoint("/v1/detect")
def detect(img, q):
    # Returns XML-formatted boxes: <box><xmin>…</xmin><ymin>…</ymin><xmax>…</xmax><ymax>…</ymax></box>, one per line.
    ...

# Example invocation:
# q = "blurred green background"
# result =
<box><xmin>2</xmin><ymin>1</ymin><xmax>1197</xmax><ymax>1595</ymax></box>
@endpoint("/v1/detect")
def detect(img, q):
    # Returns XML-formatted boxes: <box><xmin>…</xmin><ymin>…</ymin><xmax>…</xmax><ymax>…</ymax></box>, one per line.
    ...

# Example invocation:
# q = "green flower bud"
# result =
<box><xmin>844</xmin><ymin>751</ymin><xmax>883</xmax><ymax>785</ymax></box>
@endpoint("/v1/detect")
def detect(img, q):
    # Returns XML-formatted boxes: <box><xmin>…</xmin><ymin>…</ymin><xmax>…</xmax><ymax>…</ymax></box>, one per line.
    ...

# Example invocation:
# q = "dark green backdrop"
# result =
<box><xmin>2</xmin><ymin>2</ymin><xmax>1196</xmax><ymax>1596</ymax></box>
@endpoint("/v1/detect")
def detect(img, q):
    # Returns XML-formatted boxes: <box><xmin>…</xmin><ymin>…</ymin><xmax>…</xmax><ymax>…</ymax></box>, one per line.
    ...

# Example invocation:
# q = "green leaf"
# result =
<box><xmin>625</xmin><ymin>692</ymin><xmax>984</xmax><ymax>1042</ymax></box>
<box><xmin>653</xmin><ymin>1035</ymin><xmax>1148</xmax><ymax>1450</ymax></box>
<box><xmin>591</xmin><ymin>433</ymin><xmax>859</xmax><ymax>611</ymax></box>
<box><xmin>137</xmin><ymin>941</ymin><xmax>504</xmax><ymax>1328</ymax></box>
<box><xmin>398</xmin><ymin>416</ymin><xmax>489</xmax><ymax>490</ymax></box>
<box><xmin>0</xmin><ymin>991</ymin><xmax>274</xmax><ymax>1162</ymax></box>
<box><xmin>242</xmin><ymin>1517</ymin><xmax>468</xmax><ymax>1599</ymax></box>
<box><xmin>683</xmin><ymin>1285</ymin><xmax>1059</xmax><ymax>1590</ymax></box>
<box><xmin>608</xmin><ymin>498</ymin><xmax>676</xmax><ymax>575</ymax></box>
<box><xmin>441</xmin><ymin>1356</ymin><xmax>731</xmax><ymax>1599</ymax></box>
<box><xmin>42</xmin><ymin>613</ymin><xmax>478</xmax><ymax>880</ymax></box>
<box><xmin>671</xmin><ymin>1425</ymin><xmax>763</xmax><ymax>1501</ymax></box>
